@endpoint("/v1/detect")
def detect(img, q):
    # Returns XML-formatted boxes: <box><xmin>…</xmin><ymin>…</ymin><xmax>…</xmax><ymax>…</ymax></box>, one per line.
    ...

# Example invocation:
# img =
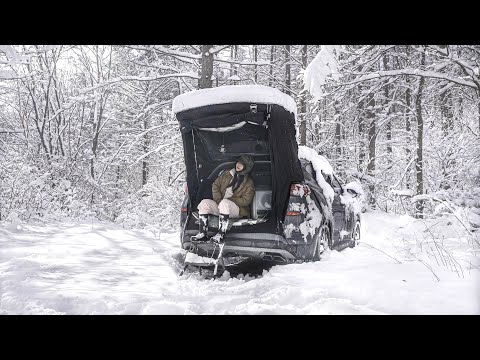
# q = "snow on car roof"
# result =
<box><xmin>172</xmin><ymin>85</ymin><xmax>297</xmax><ymax>116</ymax></box>
<box><xmin>298</xmin><ymin>146</ymin><xmax>333</xmax><ymax>176</ymax></box>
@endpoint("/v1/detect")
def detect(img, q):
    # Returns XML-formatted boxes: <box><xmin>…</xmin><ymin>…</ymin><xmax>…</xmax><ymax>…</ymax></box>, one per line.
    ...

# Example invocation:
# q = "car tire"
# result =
<box><xmin>350</xmin><ymin>220</ymin><xmax>361</xmax><ymax>248</ymax></box>
<box><xmin>313</xmin><ymin>224</ymin><xmax>331</xmax><ymax>261</ymax></box>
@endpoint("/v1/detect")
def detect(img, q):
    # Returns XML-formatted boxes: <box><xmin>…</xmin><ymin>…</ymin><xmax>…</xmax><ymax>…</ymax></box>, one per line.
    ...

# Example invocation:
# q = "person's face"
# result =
<box><xmin>235</xmin><ymin>161</ymin><xmax>245</xmax><ymax>172</ymax></box>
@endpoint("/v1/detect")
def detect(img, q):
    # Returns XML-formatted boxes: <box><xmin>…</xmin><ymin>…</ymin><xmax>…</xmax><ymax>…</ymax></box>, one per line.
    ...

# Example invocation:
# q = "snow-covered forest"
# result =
<box><xmin>1</xmin><ymin>45</ymin><xmax>479</xmax><ymax>228</ymax></box>
<box><xmin>1</xmin><ymin>45</ymin><xmax>479</xmax><ymax>314</ymax></box>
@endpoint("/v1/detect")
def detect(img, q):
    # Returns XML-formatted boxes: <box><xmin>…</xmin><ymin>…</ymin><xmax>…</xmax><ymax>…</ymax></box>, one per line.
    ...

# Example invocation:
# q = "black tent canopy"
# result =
<box><xmin>173</xmin><ymin>86</ymin><xmax>304</xmax><ymax>234</ymax></box>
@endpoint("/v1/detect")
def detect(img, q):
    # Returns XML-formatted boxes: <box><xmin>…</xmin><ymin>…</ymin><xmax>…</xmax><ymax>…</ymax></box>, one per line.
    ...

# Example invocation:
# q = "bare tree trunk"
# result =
<box><xmin>415</xmin><ymin>49</ymin><xmax>426</xmax><ymax>218</ymax></box>
<box><xmin>358</xmin><ymin>85</ymin><xmax>365</xmax><ymax>171</ymax></box>
<box><xmin>91</xmin><ymin>94</ymin><xmax>105</xmax><ymax>180</ymax></box>
<box><xmin>90</xmin><ymin>46</ymin><xmax>104</xmax><ymax>182</ymax></box>
<box><xmin>366</xmin><ymin>92</ymin><xmax>376</xmax><ymax>207</ymax></box>
<box><xmin>49</xmin><ymin>47</ymin><xmax>66</xmax><ymax>157</ymax></box>
<box><xmin>299</xmin><ymin>45</ymin><xmax>307</xmax><ymax>146</ymax></box>
<box><xmin>323</xmin><ymin>97</ymin><xmax>328</xmax><ymax>153</ymax></box>
<box><xmin>233</xmin><ymin>45</ymin><xmax>238</xmax><ymax>77</ymax></box>
<box><xmin>383</xmin><ymin>55</ymin><xmax>392</xmax><ymax>158</ymax></box>
<box><xmin>269</xmin><ymin>46</ymin><xmax>275</xmax><ymax>87</ymax></box>
<box><xmin>437</xmin><ymin>45</ymin><xmax>454</xmax><ymax>136</ymax></box>
<box><xmin>284</xmin><ymin>45</ymin><xmax>291</xmax><ymax>95</ymax></box>
<box><xmin>199</xmin><ymin>45</ymin><xmax>213</xmax><ymax>89</ymax></box>
<box><xmin>230</xmin><ymin>46</ymin><xmax>234</xmax><ymax>78</ymax></box>
<box><xmin>335</xmin><ymin>100</ymin><xmax>342</xmax><ymax>159</ymax></box>
<box><xmin>113</xmin><ymin>164</ymin><xmax>121</xmax><ymax>221</ymax></box>
<box><xmin>439</xmin><ymin>88</ymin><xmax>456</xmax><ymax>189</ymax></box>
<box><xmin>254</xmin><ymin>45</ymin><xmax>258</xmax><ymax>83</ymax></box>
<box><xmin>25</xmin><ymin>84</ymin><xmax>50</xmax><ymax>162</ymax></box>
<box><xmin>335</xmin><ymin>121</ymin><xmax>342</xmax><ymax>155</ymax></box>
<box><xmin>405</xmin><ymin>77</ymin><xmax>412</xmax><ymax>189</ymax></box>
<box><xmin>475</xmin><ymin>90</ymin><xmax>480</xmax><ymax>132</ymax></box>
<box><xmin>440</xmin><ymin>89</ymin><xmax>454</xmax><ymax>136</ymax></box>
<box><xmin>142</xmin><ymin>116</ymin><xmax>149</xmax><ymax>186</ymax></box>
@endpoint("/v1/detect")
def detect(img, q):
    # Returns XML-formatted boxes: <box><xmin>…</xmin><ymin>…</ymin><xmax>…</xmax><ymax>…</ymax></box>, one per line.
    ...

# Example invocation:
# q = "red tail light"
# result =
<box><xmin>286</xmin><ymin>211</ymin><xmax>302</xmax><ymax>216</ymax></box>
<box><xmin>290</xmin><ymin>183</ymin><xmax>301</xmax><ymax>195</ymax></box>
<box><xmin>181</xmin><ymin>184</ymin><xmax>188</xmax><ymax>212</ymax></box>
<box><xmin>290</xmin><ymin>183</ymin><xmax>310</xmax><ymax>197</ymax></box>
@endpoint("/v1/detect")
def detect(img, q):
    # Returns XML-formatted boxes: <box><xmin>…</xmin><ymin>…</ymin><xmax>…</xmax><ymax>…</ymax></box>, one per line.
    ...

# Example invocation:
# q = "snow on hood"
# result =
<box><xmin>172</xmin><ymin>85</ymin><xmax>297</xmax><ymax>116</ymax></box>
<box><xmin>298</xmin><ymin>146</ymin><xmax>335</xmax><ymax>205</ymax></box>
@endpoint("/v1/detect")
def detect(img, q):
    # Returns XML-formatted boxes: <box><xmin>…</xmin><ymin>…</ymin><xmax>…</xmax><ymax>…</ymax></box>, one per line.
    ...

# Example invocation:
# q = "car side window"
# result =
<box><xmin>331</xmin><ymin>174</ymin><xmax>342</xmax><ymax>194</ymax></box>
<box><xmin>303</xmin><ymin>163</ymin><xmax>315</xmax><ymax>182</ymax></box>
<box><xmin>322</xmin><ymin>172</ymin><xmax>333</xmax><ymax>187</ymax></box>
<box><xmin>305</xmin><ymin>163</ymin><xmax>315</xmax><ymax>178</ymax></box>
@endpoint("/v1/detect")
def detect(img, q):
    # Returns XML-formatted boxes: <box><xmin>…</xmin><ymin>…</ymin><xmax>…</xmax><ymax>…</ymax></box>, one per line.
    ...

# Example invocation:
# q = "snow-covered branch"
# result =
<box><xmin>78</xmin><ymin>73</ymin><xmax>199</xmax><ymax>95</ymax></box>
<box><xmin>340</xmin><ymin>68</ymin><xmax>478</xmax><ymax>91</ymax></box>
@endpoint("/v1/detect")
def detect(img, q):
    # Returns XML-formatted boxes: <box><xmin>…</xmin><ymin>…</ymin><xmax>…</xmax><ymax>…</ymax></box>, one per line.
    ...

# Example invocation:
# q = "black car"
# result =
<box><xmin>173</xmin><ymin>85</ymin><xmax>362</xmax><ymax>265</ymax></box>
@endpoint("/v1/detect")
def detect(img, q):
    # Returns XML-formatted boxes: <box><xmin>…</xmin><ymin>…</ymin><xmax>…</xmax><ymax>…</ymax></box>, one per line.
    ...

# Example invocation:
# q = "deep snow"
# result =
<box><xmin>0</xmin><ymin>211</ymin><xmax>478</xmax><ymax>315</ymax></box>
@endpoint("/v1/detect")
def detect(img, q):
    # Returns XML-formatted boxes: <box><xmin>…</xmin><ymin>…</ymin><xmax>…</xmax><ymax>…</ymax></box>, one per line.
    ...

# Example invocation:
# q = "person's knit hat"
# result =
<box><xmin>237</xmin><ymin>155</ymin><xmax>254</xmax><ymax>174</ymax></box>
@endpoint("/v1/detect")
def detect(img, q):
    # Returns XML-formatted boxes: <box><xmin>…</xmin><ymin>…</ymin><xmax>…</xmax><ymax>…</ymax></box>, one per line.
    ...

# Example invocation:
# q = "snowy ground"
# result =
<box><xmin>1</xmin><ymin>211</ymin><xmax>479</xmax><ymax>314</ymax></box>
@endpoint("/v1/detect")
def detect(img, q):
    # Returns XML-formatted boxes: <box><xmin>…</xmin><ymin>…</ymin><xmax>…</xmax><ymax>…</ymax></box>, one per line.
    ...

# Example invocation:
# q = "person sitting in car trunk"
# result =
<box><xmin>192</xmin><ymin>155</ymin><xmax>255</xmax><ymax>244</ymax></box>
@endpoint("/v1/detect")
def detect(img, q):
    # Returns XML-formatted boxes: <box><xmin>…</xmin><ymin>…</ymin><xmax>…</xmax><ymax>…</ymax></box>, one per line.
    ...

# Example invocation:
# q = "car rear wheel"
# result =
<box><xmin>313</xmin><ymin>224</ymin><xmax>331</xmax><ymax>261</ymax></box>
<box><xmin>350</xmin><ymin>220</ymin><xmax>361</xmax><ymax>248</ymax></box>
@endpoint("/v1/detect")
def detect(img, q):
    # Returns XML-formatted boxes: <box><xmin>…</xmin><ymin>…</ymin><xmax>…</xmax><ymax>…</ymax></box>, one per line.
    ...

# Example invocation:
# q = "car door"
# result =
<box><xmin>302</xmin><ymin>161</ymin><xmax>348</xmax><ymax>247</ymax></box>
<box><xmin>330</xmin><ymin>173</ymin><xmax>349</xmax><ymax>243</ymax></box>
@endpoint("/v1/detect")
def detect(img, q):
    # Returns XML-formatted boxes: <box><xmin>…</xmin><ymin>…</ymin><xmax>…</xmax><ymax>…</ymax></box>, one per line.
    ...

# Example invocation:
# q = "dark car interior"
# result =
<box><xmin>195</xmin><ymin>123</ymin><xmax>270</xmax><ymax>162</ymax></box>
<box><xmin>191</xmin><ymin>121</ymin><xmax>273</xmax><ymax>223</ymax></box>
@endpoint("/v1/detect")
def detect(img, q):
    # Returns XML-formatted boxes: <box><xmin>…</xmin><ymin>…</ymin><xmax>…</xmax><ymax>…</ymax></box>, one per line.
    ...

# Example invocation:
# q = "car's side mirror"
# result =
<box><xmin>346</xmin><ymin>188</ymin><xmax>358</xmax><ymax>197</ymax></box>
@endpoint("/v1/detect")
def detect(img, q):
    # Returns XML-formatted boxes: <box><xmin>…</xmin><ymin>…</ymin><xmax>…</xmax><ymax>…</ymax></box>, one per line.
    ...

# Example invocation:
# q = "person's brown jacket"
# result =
<box><xmin>212</xmin><ymin>169</ymin><xmax>255</xmax><ymax>217</ymax></box>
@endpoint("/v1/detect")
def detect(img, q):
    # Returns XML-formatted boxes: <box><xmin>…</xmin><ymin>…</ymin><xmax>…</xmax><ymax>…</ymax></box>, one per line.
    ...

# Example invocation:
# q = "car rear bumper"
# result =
<box><xmin>182</xmin><ymin>230</ymin><xmax>297</xmax><ymax>262</ymax></box>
